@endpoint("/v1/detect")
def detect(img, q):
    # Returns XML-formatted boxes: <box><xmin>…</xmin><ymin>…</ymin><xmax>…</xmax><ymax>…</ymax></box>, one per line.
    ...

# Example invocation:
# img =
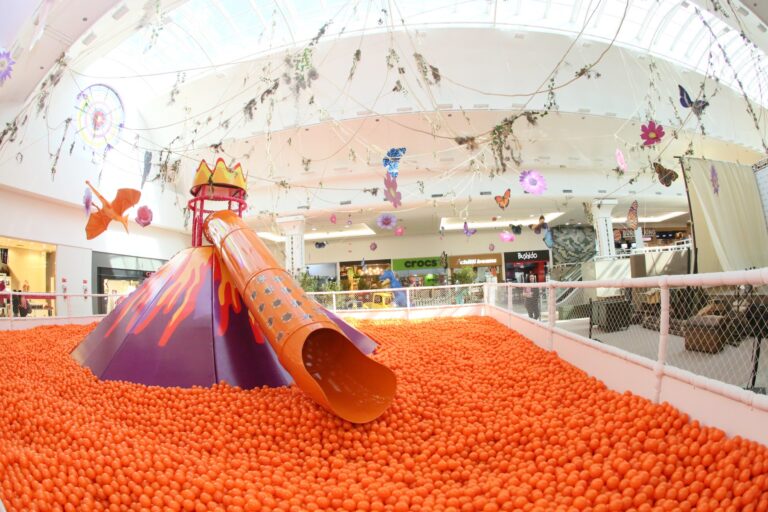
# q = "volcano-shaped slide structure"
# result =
<box><xmin>72</xmin><ymin>212</ymin><xmax>396</xmax><ymax>424</ymax></box>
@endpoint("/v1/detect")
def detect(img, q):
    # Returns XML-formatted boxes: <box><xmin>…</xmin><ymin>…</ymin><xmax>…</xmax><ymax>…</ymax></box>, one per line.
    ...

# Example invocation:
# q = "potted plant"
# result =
<box><xmin>452</xmin><ymin>267</ymin><xmax>476</xmax><ymax>304</ymax></box>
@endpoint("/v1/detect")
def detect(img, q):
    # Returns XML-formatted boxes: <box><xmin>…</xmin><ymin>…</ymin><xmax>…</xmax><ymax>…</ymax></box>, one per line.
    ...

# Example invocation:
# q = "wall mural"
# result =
<box><xmin>551</xmin><ymin>226</ymin><xmax>596</xmax><ymax>266</ymax></box>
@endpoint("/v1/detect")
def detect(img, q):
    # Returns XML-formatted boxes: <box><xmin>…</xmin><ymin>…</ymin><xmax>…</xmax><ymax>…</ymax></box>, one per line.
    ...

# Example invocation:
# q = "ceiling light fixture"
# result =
<box><xmin>256</xmin><ymin>225</ymin><xmax>376</xmax><ymax>242</ymax></box>
<box><xmin>610</xmin><ymin>211</ymin><xmax>687</xmax><ymax>223</ymax></box>
<box><xmin>440</xmin><ymin>212</ymin><xmax>564</xmax><ymax>231</ymax></box>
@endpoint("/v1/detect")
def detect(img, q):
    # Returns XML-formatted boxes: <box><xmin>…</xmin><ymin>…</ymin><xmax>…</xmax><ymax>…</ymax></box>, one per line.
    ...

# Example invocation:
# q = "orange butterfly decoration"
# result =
<box><xmin>84</xmin><ymin>180</ymin><xmax>141</xmax><ymax>240</ymax></box>
<box><xmin>626</xmin><ymin>200</ymin><xmax>639</xmax><ymax>230</ymax></box>
<box><xmin>494</xmin><ymin>188</ymin><xmax>511</xmax><ymax>210</ymax></box>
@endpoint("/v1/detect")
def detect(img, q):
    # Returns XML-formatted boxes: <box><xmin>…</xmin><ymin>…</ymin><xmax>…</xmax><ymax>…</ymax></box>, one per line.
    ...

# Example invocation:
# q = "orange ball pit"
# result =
<box><xmin>1</xmin><ymin>317</ymin><xmax>768</xmax><ymax>511</ymax></box>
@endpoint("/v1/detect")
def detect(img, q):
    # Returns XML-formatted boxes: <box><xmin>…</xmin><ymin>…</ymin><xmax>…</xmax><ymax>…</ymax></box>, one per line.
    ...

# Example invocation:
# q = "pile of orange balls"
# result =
<box><xmin>0</xmin><ymin>318</ymin><xmax>767</xmax><ymax>511</ymax></box>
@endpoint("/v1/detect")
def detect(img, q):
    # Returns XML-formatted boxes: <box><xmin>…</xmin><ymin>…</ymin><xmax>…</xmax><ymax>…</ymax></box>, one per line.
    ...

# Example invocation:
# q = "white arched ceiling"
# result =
<box><xmin>1</xmin><ymin>0</ymin><xmax>766</xmax><ymax>236</ymax></box>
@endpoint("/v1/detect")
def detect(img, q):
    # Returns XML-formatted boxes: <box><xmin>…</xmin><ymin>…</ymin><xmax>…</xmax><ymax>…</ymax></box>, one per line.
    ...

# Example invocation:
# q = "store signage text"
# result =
<box><xmin>392</xmin><ymin>257</ymin><xmax>441</xmax><ymax>271</ymax></box>
<box><xmin>507</xmin><ymin>250</ymin><xmax>550</xmax><ymax>263</ymax></box>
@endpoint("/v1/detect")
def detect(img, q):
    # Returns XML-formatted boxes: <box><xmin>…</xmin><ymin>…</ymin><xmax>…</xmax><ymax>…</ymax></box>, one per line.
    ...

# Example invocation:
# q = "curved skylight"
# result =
<box><xmin>79</xmin><ymin>0</ymin><xmax>767</xmax><ymax>106</ymax></box>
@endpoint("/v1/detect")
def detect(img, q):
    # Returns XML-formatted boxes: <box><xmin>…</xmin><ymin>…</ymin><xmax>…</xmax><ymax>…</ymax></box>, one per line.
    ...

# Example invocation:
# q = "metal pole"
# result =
<box><xmin>7</xmin><ymin>291</ymin><xmax>13</xmax><ymax>330</ymax></box>
<box><xmin>332</xmin><ymin>292</ymin><xmax>337</xmax><ymax>312</ymax></box>
<box><xmin>405</xmin><ymin>288</ymin><xmax>411</xmax><ymax>320</ymax></box>
<box><xmin>654</xmin><ymin>279</ymin><xmax>671</xmax><ymax>404</ymax></box>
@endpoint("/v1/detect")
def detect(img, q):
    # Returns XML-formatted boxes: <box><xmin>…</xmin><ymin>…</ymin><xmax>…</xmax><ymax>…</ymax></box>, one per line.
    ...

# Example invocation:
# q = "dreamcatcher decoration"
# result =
<box><xmin>383</xmin><ymin>147</ymin><xmax>406</xmax><ymax>178</ymax></box>
<box><xmin>75</xmin><ymin>84</ymin><xmax>125</xmax><ymax>151</ymax></box>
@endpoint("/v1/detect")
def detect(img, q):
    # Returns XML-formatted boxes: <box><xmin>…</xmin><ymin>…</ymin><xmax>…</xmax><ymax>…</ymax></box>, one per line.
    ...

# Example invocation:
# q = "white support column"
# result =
<box><xmin>634</xmin><ymin>227</ymin><xmax>645</xmax><ymax>250</ymax></box>
<box><xmin>591</xmin><ymin>199</ymin><xmax>619</xmax><ymax>258</ymax></box>
<box><xmin>276</xmin><ymin>215</ymin><xmax>306</xmax><ymax>278</ymax></box>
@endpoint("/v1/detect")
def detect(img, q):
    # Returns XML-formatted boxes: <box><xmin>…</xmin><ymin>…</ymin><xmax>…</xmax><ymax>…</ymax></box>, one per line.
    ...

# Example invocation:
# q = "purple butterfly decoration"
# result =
<box><xmin>463</xmin><ymin>221</ymin><xmax>477</xmax><ymax>238</ymax></box>
<box><xmin>679</xmin><ymin>85</ymin><xmax>709</xmax><ymax>117</ymax></box>
<box><xmin>710</xmin><ymin>164</ymin><xmax>719</xmax><ymax>195</ymax></box>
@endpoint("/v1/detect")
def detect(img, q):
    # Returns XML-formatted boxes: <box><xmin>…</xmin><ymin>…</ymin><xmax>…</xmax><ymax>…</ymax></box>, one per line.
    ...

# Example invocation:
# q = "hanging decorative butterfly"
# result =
<box><xmin>543</xmin><ymin>229</ymin><xmax>554</xmax><ymax>249</ymax></box>
<box><xmin>678</xmin><ymin>85</ymin><xmax>709</xmax><ymax>117</ymax></box>
<box><xmin>530</xmin><ymin>215</ymin><xmax>548</xmax><ymax>234</ymax></box>
<box><xmin>500</xmin><ymin>231</ymin><xmax>515</xmax><ymax>242</ymax></box>
<box><xmin>463</xmin><ymin>221</ymin><xmax>477</xmax><ymax>238</ymax></box>
<box><xmin>382</xmin><ymin>147</ymin><xmax>406</xmax><ymax>178</ymax></box>
<box><xmin>626</xmin><ymin>200</ymin><xmax>639</xmax><ymax>230</ymax></box>
<box><xmin>314</xmin><ymin>241</ymin><xmax>327</xmax><ymax>249</ymax></box>
<box><xmin>710</xmin><ymin>164</ymin><xmax>719</xmax><ymax>195</ymax></box>
<box><xmin>653</xmin><ymin>162</ymin><xmax>678</xmax><ymax>187</ymax></box>
<box><xmin>510</xmin><ymin>224</ymin><xmax>522</xmax><ymax>235</ymax></box>
<box><xmin>494</xmin><ymin>188</ymin><xmax>511</xmax><ymax>210</ymax></box>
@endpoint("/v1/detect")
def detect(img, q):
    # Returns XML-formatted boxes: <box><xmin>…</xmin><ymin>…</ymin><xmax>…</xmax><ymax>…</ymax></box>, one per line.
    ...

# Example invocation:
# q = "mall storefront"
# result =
<box><xmin>504</xmin><ymin>249</ymin><xmax>551</xmax><ymax>284</ymax></box>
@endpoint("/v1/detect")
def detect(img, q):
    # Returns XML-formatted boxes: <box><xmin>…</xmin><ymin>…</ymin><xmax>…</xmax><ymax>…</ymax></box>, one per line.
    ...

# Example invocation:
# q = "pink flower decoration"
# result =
<box><xmin>135</xmin><ymin>206</ymin><xmax>153</xmax><ymax>227</ymax></box>
<box><xmin>640</xmin><ymin>120</ymin><xmax>665</xmax><ymax>146</ymax></box>
<box><xmin>394</xmin><ymin>226</ymin><xmax>405</xmax><ymax>236</ymax></box>
<box><xmin>519</xmin><ymin>170</ymin><xmax>547</xmax><ymax>195</ymax></box>
<box><xmin>383</xmin><ymin>173</ymin><xmax>402</xmax><ymax>208</ymax></box>
<box><xmin>499</xmin><ymin>231</ymin><xmax>515</xmax><ymax>242</ymax></box>
<box><xmin>615</xmin><ymin>149</ymin><xmax>627</xmax><ymax>172</ymax></box>
<box><xmin>377</xmin><ymin>213</ymin><xmax>397</xmax><ymax>230</ymax></box>
<box><xmin>329</xmin><ymin>214</ymin><xmax>337</xmax><ymax>224</ymax></box>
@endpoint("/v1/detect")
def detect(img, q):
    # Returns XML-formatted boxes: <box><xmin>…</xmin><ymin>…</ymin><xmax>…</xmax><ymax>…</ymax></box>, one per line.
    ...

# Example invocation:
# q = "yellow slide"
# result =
<box><xmin>203</xmin><ymin>211</ymin><xmax>396</xmax><ymax>423</ymax></box>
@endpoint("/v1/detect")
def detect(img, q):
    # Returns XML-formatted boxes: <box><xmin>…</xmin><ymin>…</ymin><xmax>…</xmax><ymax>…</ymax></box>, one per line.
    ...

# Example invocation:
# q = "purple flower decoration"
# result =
<box><xmin>519</xmin><ymin>170</ymin><xmax>547</xmax><ymax>195</ymax></box>
<box><xmin>640</xmin><ymin>120</ymin><xmax>665</xmax><ymax>146</ymax></box>
<box><xmin>710</xmin><ymin>164</ymin><xmax>719</xmax><ymax>195</ymax></box>
<box><xmin>376</xmin><ymin>212</ymin><xmax>397</xmax><ymax>230</ymax></box>
<box><xmin>499</xmin><ymin>231</ymin><xmax>515</xmax><ymax>242</ymax></box>
<box><xmin>370</xmin><ymin>242</ymin><xmax>378</xmax><ymax>251</ymax></box>
<box><xmin>83</xmin><ymin>187</ymin><xmax>92</xmax><ymax>217</ymax></box>
<box><xmin>0</xmin><ymin>49</ymin><xmax>15</xmax><ymax>83</ymax></box>
<box><xmin>383</xmin><ymin>173</ymin><xmax>402</xmax><ymax>208</ymax></box>
<box><xmin>135</xmin><ymin>205</ymin><xmax>153</xmax><ymax>227</ymax></box>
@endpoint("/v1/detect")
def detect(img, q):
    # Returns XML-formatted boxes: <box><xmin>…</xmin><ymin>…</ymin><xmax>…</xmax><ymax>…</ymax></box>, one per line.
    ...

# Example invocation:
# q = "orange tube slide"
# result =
<box><xmin>204</xmin><ymin>211</ymin><xmax>396</xmax><ymax>423</ymax></box>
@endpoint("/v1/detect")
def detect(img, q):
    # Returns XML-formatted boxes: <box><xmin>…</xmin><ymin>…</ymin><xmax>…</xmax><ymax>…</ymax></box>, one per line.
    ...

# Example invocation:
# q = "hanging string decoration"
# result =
<box><xmin>678</xmin><ymin>85</ymin><xmax>709</xmax><ymax>117</ymax></box>
<box><xmin>135</xmin><ymin>206</ymin><xmax>153</xmax><ymax>227</ymax></box>
<box><xmin>0</xmin><ymin>49</ymin><xmax>15</xmax><ymax>83</ymax></box>
<box><xmin>75</xmin><ymin>84</ymin><xmax>125</xmax><ymax>150</ymax></box>
<box><xmin>382</xmin><ymin>147</ymin><xmax>406</xmax><ymax>178</ymax></box>
<box><xmin>710</xmin><ymin>164</ymin><xmax>720</xmax><ymax>195</ymax></box>
<box><xmin>383</xmin><ymin>173</ymin><xmax>402</xmax><ymax>208</ymax></box>
<box><xmin>626</xmin><ymin>200</ymin><xmax>639</xmax><ymax>230</ymax></box>
<box><xmin>640</xmin><ymin>120</ymin><xmax>665</xmax><ymax>146</ymax></box>
<box><xmin>377</xmin><ymin>213</ymin><xmax>397</xmax><ymax>230</ymax></box>
<box><xmin>519</xmin><ymin>170</ymin><xmax>547</xmax><ymax>195</ymax></box>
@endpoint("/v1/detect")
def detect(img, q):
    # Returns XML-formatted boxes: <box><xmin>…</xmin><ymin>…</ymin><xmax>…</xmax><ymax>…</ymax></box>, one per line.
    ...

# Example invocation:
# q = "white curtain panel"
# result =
<box><xmin>685</xmin><ymin>157</ymin><xmax>768</xmax><ymax>273</ymax></box>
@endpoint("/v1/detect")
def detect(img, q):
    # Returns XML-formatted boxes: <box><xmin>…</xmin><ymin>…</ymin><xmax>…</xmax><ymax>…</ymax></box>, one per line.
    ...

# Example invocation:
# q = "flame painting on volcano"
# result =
<box><xmin>72</xmin><ymin>247</ymin><xmax>291</xmax><ymax>389</ymax></box>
